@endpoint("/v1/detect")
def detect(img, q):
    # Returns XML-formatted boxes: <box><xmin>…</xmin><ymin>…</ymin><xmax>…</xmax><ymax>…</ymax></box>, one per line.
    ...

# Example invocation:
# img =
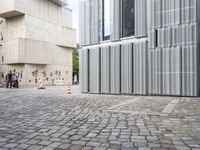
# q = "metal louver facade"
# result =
<box><xmin>79</xmin><ymin>0</ymin><xmax>200</xmax><ymax>97</ymax></box>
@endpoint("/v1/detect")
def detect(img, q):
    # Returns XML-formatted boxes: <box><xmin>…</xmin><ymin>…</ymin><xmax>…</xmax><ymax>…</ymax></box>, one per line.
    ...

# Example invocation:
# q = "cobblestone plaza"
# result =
<box><xmin>0</xmin><ymin>86</ymin><xmax>200</xmax><ymax>150</ymax></box>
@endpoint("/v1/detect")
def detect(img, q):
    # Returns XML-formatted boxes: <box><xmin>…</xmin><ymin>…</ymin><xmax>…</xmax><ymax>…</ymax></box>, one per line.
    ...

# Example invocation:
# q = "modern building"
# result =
<box><xmin>79</xmin><ymin>0</ymin><xmax>200</xmax><ymax>97</ymax></box>
<box><xmin>0</xmin><ymin>0</ymin><xmax>76</xmax><ymax>85</ymax></box>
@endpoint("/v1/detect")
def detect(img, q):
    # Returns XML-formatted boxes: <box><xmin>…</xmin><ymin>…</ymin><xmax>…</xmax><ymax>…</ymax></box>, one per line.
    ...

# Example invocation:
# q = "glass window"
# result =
<box><xmin>103</xmin><ymin>0</ymin><xmax>111</xmax><ymax>40</ymax></box>
<box><xmin>122</xmin><ymin>0</ymin><xmax>135</xmax><ymax>37</ymax></box>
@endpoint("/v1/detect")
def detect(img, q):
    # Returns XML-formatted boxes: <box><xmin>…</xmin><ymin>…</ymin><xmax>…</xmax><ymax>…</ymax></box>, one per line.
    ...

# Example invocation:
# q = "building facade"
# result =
<box><xmin>79</xmin><ymin>0</ymin><xmax>200</xmax><ymax>97</ymax></box>
<box><xmin>0</xmin><ymin>0</ymin><xmax>76</xmax><ymax>85</ymax></box>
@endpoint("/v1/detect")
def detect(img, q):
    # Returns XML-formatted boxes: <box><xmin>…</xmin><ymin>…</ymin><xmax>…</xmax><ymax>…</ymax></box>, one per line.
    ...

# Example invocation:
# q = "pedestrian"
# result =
<box><xmin>7</xmin><ymin>71</ymin><xmax>12</xmax><ymax>88</ymax></box>
<box><xmin>74</xmin><ymin>74</ymin><xmax>78</xmax><ymax>85</ymax></box>
<box><xmin>12</xmin><ymin>73</ymin><xmax>16</xmax><ymax>88</ymax></box>
<box><xmin>15</xmin><ymin>73</ymin><xmax>19</xmax><ymax>88</ymax></box>
<box><xmin>5</xmin><ymin>75</ymin><xmax>8</xmax><ymax>88</ymax></box>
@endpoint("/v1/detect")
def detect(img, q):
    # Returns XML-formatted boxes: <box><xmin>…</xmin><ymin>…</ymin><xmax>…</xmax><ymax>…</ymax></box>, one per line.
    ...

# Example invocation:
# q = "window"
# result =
<box><xmin>21</xmin><ymin>71</ymin><xmax>23</xmax><ymax>79</ymax></box>
<box><xmin>122</xmin><ymin>0</ymin><xmax>135</xmax><ymax>37</ymax></box>
<box><xmin>155</xmin><ymin>30</ymin><xmax>158</xmax><ymax>47</ymax></box>
<box><xmin>103</xmin><ymin>0</ymin><xmax>111</xmax><ymax>40</ymax></box>
<box><xmin>0</xmin><ymin>33</ymin><xmax>3</xmax><ymax>41</ymax></box>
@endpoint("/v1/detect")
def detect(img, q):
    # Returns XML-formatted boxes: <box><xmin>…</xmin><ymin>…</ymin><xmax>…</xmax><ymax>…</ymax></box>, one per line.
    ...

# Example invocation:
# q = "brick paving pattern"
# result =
<box><xmin>0</xmin><ymin>86</ymin><xmax>200</xmax><ymax>150</ymax></box>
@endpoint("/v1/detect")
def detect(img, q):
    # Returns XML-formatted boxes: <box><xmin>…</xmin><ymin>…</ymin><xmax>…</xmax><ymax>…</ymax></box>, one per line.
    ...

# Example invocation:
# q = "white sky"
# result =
<box><xmin>67</xmin><ymin>0</ymin><xmax>80</xmax><ymax>42</ymax></box>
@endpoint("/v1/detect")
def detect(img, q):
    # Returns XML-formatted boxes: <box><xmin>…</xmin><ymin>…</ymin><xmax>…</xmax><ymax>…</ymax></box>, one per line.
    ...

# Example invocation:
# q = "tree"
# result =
<box><xmin>73</xmin><ymin>51</ymin><xmax>79</xmax><ymax>77</ymax></box>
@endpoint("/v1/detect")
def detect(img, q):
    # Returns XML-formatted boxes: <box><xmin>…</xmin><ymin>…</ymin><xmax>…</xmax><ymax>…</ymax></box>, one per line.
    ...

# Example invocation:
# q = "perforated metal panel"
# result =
<box><xmin>85</xmin><ymin>0</ymin><xmax>90</xmax><ymax>45</ymax></box>
<box><xmin>89</xmin><ymin>46</ymin><xmax>100</xmax><ymax>93</ymax></box>
<box><xmin>149</xmin><ymin>48</ymin><xmax>162</xmax><ymax>95</ymax></box>
<box><xmin>121</xmin><ymin>42</ymin><xmax>133</xmax><ymax>94</ymax></box>
<box><xmin>110</xmin><ymin>44</ymin><xmax>121</xmax><ymax>94</ymax></box>
<box><xmin>101</xmin><ymin>45</ymin><xmax>110</xmax><ymax>94</ymax></box>
<box><xmin>79</xmin><ymin>0</ymin><xmax>200</xmax><ymax>97</ymax></box>
<box><xmin>79</xmin><ymin>48</ymin><xmax>89</xmax><ymax>93</ymax></box>
<box><xmin>79</xmin><ymin>0</ymin><xmax>86</xmax><ymax>46</ymax></box>
<box><xmin>90</xmin><ymin>0</ymin><xmax>100</xmax><ymax>44</ymax></box>
<box><xmin>133</xmin><ymin>40</ymin><xmax>148</xmax><ymax>95</ymax></box>
<box><xmin>182</xmin><ymin>45</ymin><xmax>198</xmax><ymax>96</ymax></box>
<box><xmin>135</xmin><ymin>0</ymin><xmax>147</xmax><ymax>37</ymax></box>
<box><xmin>170</xmin><ymin>47</ymin><xmax>181</xmax><ymax>95</ymax></box>
<box><xmin>111</xmin><ymin>0</ymin><xmax>121</xmax><ymax>41</ymax></box>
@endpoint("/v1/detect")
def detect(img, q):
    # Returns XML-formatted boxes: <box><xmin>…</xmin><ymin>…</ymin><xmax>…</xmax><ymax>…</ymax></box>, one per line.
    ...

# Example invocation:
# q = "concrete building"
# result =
<box><xmin>0</xmin><ymin>0</ymin><xmax>76</xmax><ymax>85</ymax></box>
<box><xmin>79</xmin><ymin>0</ymin><xmax>200</xmax><ymax>97</ymax></box>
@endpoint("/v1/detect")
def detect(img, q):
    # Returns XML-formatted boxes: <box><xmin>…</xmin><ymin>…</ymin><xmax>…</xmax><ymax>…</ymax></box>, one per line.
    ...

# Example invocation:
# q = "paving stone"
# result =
<box><xmin>138</xmin><ymin>148</ymin><xmax>151</xmax><ymax>150</ymax></box>
<box><xmin>148</xmin><ymin>143</ymin><xmax>161</xmax><ymax>148</ymax></box>
<box><xmin>49</xmin><ymin>138</ymin><xmax>60</xmax><ymax>142</ymax></box>
<box><xmin>81</xmin><ymin>137</ymin><xmax>91</xmax><ymax>142</ymax></box>
<box><xmin>17</xmin><ymin>143</ymin><xmax>30</xmax><ymax>149</ymax></box>
<box><xmin>81</xmin><ymin>146</ymin><xmax>93</xmax><ymax>150</ymax></box>
<box><xmin>146</xmin><ymin>136</ymin><xmax>159</xmax><ymax>141</ymax></box>
<box><xmin>109</xmin><ymin>141</ymin><xmax>121</xmax><ymax>145</ymax></box>
<box><xmin>51</xmin><ymin>133</ymin><xmax>62</xmax><ymax>138</ymax></box>
<box><xmin>27</xmin><ymin>145</ymin><xmax>43</xmax><ymax>150</ymax></box>
<box><xmin>93</xmin><ymin>147</ymin><xmax>107</xmax><ymax>150</ymax></box>
<box><xmin>135</xmin><ymin>142</ymin><xmax>147</xmax><ymax>147</ymax></box>
<box><xmin>122</xmin><ymin>142</ymin><xmax>134</xmax><ymax>148</ymax></box>
<box><xmin>71</xmin><ymin>140</ymin><xmax>87</xmax><ymax>146</ymax></box>
<box><xmin>100</xmin><ymin>143</ymin><xmax>109</xmax><ymax>147</ymax></box>
<box><xmin>35</xmin><ymin>136</ymin><xmax>50</xmax><ymax>141</ymax></box>
<box><xmin>0</xmin><ymin>142</ymin><xmax>6</xmax><ymax>147</ymax></box>
<box><xmin>0</xmin><ymin>148</ymin><xmax>9</xmax><ymax>150</ymax></box>
<box><xmin>70</xmin><ymin>145</ymin><xmax>82</xmax><ymax>150</ymax></box>
<box><xmin>49</xmin><ymin>142</ymin><xmax>62</xmax><ymax>148</ymax></box>
<box><xmin>87</xmin><ymin>133</ymin><xmax>98</xmax><ymax>138</ymax></box>
<box><xmin>58</xmin><ymin>144</ymin><xmax>71</xmax><ymax>149</ymax></box>
<box><xmin>175</xmin><ymin>145</ymin><xmax>191</xmax><ymax>150</ymax></box>
<box><xmin>26</xmin><ymin>139</ymin><xmax>40</xmax><ymax>145</ymax></box>
<box><xmin>70</xmin><ymin>135</ymin><xmax>82</xmax><ymax>140</ymax></box>
<box><xmin>26</xmin><ymin>133</ymin><xmax>38</xmax><ymax>139</ymax></box>
<box><xmin>3</xmin><ymin>143</ymin><xmax>18</xmax><ymax>148</ymax></box>
<box><xmin>40</xmin><ymin>146</ymin><xmax>55</xmax><ymax>150</ymax></box>
<box><xmin>0</xmin><ymin>86</ymin><xmax>200</xmax><ymax>150</ymax></box>
<box><xmin>161</xmin><ymin>144</ymin><xmax>175</xmax><ymax>149</ymax></box>
<box><xmin>86</xmin><ymin>142</ymin><xmax>101</xmax><ymax>147</ymax></box>
<box><xmin>0</xmin><ymin>139</ymin><xmax>8</xmax><ymax>142</ymax></box>
<box><xmin>39</xmin><ymin>141</ymin><xmax>52</xmax><ymax>146</ymax></box>
<box><xmin>121</xmin><ymin>147</ymin><xmax>137</xmax><ymax>150</ymax></box>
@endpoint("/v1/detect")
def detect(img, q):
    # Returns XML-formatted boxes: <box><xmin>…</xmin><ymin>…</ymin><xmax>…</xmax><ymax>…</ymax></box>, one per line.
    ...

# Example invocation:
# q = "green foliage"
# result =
<box><xmin>73</xmin><ymin>51</ymin><xmax>79</xmax><ymax>76</ymax></box>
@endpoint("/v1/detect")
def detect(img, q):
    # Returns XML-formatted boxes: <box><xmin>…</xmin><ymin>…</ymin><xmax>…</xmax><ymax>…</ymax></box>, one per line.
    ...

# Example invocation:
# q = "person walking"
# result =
<box><xmin>74</xmin><ymin>74</ymin><xmax>78</xmax><ymax>85</ymax></box>
<box><xmin>12</xmin><ymin>73</ymin><xmax>16</xmax><ymax>88</ymax></box>
<box><xmin>15</xmin><ymin>73</ymin><xmax>19</xmax><ymax>88</ymax></box>
<box><xmin>7</xmin><ymin>71</ymin><xmax>12</xmax><ymax>88</ymax></box>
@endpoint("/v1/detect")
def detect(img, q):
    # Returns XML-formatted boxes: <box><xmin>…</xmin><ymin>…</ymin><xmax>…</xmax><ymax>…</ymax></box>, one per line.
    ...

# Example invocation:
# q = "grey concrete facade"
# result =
<box><xmin>79</xmin><ymin>0</ymin><xmax>200</xmax><ymax>97</ymax></box>
<box><xmin>0</xmin><ymin>0</ymin><xmax>76</xmax><ymax>86</ymax></box>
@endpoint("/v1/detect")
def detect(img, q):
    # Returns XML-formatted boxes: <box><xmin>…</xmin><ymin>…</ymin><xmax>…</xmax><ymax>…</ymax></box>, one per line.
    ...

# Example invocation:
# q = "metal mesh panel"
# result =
<box><xmin>111</xmin><ymin>0</ymin><xmax>121</xmax><ymax>41</ymax></box>
<box><xmin>110</xmin><ymin>44</ymin><xmax>121</xmax><ymax>94</ymax></box>
<box><xmin>133</xmin><ymin>40</ymin><xmax>148</xmax><ymax>95</ymax></box>
<box><xmin>135</xmin><ymin>0</ymin><xmax>147</xmax><ymax>37</ymax></box>
<box><xmin>101</xmin><ymin>45</ymin><xmax>110</xmax><ymax>93</ymax></box>
<box><xmin>79</xmin><ymin>48</ymin><xmax>89</xmax><ymax>93</ymax></box>
<box><xmin>89</xmin><ymin>46</ymin><xmax>100</xmax><ymax>93</ymax></box>
<box><xmin>121</xmin><ymin>42</ymin><xmax>133</xmax><ymax>94</ymax></box>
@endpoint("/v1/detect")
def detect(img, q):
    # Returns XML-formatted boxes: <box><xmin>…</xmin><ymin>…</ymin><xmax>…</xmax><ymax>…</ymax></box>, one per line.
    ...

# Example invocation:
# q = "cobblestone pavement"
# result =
<box><xmin>0</xmin><ymin>86</ymin><xmax>200</xmax><ymax>150</ymax></box>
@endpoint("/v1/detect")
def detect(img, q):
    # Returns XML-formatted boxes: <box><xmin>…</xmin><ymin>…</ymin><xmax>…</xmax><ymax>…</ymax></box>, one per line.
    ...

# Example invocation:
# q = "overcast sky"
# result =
<box><xmin>67</xmin><ymin>0</ymin><xmax>80</xmax><ymax>42</ymax></box>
